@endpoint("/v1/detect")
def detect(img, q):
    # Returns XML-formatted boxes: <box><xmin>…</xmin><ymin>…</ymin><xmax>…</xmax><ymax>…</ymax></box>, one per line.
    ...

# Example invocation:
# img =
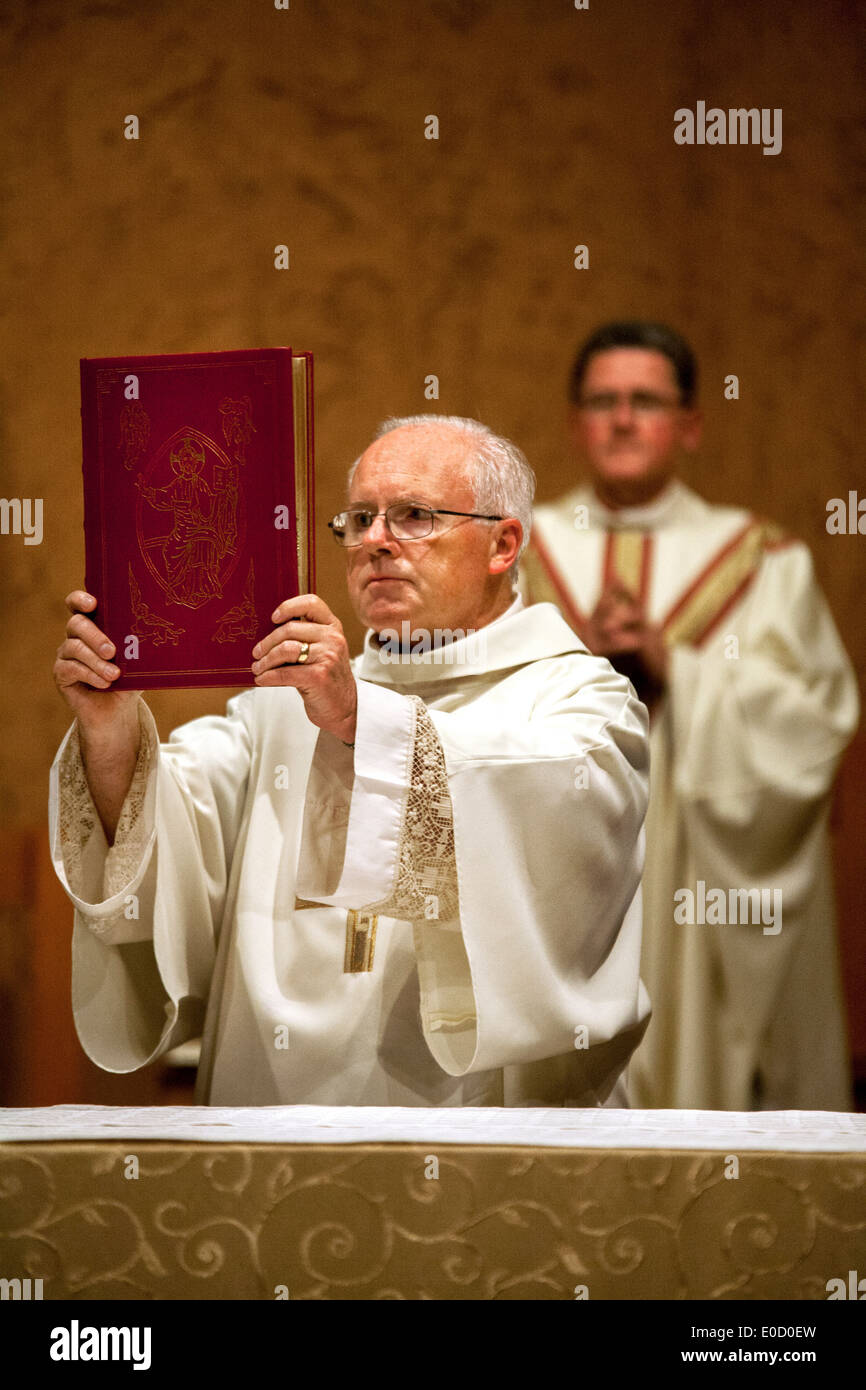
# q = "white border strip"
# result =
<box><xmin>1</xmin><ymin>1105</ymin><xmax>865</xmax><ymax>1151</ymax></box>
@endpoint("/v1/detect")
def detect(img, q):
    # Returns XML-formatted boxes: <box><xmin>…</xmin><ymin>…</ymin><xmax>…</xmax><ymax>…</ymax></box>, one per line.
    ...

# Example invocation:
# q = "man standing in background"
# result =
<box><xmin>522</xmin><ymin>321</ymin><xmax>859</xmax><ymax>1110</ymax></box>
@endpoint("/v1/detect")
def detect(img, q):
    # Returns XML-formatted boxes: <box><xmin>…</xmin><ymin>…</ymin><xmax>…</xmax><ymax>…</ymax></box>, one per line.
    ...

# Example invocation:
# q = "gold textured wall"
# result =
<box><xmin>0</xmin><ymin>0</ymin><xmax>863</xmax><ymax>1094</ymax></box>
<box><xmin>1</xmin><ymin>0</ymin><xmax>863</xmax><ymax>813</ymax></box>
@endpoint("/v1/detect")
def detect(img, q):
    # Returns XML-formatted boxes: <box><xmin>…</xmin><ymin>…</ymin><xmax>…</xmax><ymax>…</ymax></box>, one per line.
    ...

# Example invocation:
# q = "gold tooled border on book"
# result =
<box><xmin>292</xmin><ymin>354</ymin><xmax>310</xmax><ymax>595</ymax></box>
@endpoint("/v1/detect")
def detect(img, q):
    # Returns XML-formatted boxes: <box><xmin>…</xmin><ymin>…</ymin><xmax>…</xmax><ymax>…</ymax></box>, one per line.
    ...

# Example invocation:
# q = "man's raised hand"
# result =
<box><xmin>53</xmin><ymin>591</ymin><xmax>141</xmax><ymax>842</ymax></box>
<box><xmin>252</xmin><ymin>593</ymin><xmax>358</xmax><ymax>745</ymax></box>
<box><xmin>54</xmin><ymin>592</ymin><xmax>140</xmax><ymax>726</ymax></box>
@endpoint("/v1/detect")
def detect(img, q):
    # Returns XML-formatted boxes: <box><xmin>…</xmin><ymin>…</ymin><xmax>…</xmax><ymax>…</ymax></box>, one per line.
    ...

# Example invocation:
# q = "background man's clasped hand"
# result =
<box><xmin>579</xmin><ymin>582</ymin><xmax>669</xmax><ymax>710</ymax></box>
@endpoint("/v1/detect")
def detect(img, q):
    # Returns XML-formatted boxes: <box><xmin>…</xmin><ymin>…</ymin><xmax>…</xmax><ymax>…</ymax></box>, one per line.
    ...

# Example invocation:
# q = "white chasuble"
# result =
<box><xmin>524</xmin><ymin>480</ymin><xmax>860</xmax><ymax>1111</ymax></box>
<box><xmin>49</xmin><ymin>600</ymin><xmax>651</xmax><ymax>1108</ymax></box>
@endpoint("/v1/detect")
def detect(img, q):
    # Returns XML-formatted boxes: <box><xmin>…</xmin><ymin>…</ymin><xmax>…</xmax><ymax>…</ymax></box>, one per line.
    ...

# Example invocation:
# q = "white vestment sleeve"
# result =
<box><xmin>298</xmin><ymin>660</ymin><xmax>651</xmax><ymax>1082</ymax></box>
<box><xmin>296</xmin><ymin>678</ymin><xmax>414</xmax><ymax>908</ymax></box>
<box><xmin>665</xmin><ymin>542</ymin><xmax>859</xmax><ymax>1069</ymax></box>
<box><xmin>48</xmin><ymin>696</ymin><xmax>253</xmax><ymax>1072</ymax></box>
<box><xmin>670</xmin><ymin>543</ymin><xmax>858</xmax><ymax>806</ymax></box>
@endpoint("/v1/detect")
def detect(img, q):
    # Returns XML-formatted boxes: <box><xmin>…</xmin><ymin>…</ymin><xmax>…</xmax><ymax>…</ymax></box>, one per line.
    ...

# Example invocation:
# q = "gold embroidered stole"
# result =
<box><xmin>527</xmin><ymin>515</ymin><xmax>788</xmax><ymax>648</ymax></box>
<box><xmin>522</xmin><ymin>528</ymin><xmax>588</xmax><ymax>630</ymax></box>
<box><xmin>603</xmin><ymin>529</ymin><xmax>652</xmax><ymax>603</ymax></box>
<box><xmin>660</xmin><ymin>518</ymin><xmax>788</xmax><ymax>647</ymax></box>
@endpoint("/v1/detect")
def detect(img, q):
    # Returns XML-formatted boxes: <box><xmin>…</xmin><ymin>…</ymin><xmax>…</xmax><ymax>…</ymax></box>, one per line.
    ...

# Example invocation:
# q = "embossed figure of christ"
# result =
<box><xmin>51</xmin><ymin>416</ymin><xmax>651</xmax><ymax>1108</ymax></box>
<box><xmin>137</xmin><ymin>436</ymin><xmax>227</xmax><ymax>607</ymax></box>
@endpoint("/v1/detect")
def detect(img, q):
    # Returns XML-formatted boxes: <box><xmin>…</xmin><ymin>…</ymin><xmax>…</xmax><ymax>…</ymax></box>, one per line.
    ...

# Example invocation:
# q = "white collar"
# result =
<box><xmin>587</xmin><ymin>478</ymin><xmax>686</xmax><ymax>529</ymax></box>
<box><xmin>357</xmin><ymin>598</ymin><xmax>579</xmax><ymax>686</ymax></box>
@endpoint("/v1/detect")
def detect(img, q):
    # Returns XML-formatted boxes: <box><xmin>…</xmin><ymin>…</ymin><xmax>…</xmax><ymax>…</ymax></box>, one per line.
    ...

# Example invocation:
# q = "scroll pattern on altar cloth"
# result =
<box><xmin>4</xmin><ymin>1137</ymin><xmax>863</xmax><ymax>1299</ymax></box>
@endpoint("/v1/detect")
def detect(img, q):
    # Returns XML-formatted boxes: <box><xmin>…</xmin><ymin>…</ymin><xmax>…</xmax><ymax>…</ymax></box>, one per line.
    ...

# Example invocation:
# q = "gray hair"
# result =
<box><xmin>347</xmin><ymin>414</ymin><xmax>536</xmax><ymax>580</ymax></box>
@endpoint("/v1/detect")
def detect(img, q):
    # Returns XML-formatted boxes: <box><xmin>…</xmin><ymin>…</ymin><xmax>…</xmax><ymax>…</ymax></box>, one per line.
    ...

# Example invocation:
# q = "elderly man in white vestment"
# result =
<box><xmin>522</xmin><ymin>322</ymin><xmax>859</xmax><ymax>1112</ymax></box>
<box><xmin>50</xmin><ymin>415</ymin><xmax>651</xmax><ymax>1108</ymax></box>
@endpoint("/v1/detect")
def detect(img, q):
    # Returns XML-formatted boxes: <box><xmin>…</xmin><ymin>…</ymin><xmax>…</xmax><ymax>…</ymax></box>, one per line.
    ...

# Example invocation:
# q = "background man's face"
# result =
<box><xmin>569</xmin><ymin>347</ymin><xmax>701</xmax><ymax>506</ymax></box>
<box><xmin>345</xmin><ymin>424</ymin><xmax>510</xmax><ymax>637</ymax></box>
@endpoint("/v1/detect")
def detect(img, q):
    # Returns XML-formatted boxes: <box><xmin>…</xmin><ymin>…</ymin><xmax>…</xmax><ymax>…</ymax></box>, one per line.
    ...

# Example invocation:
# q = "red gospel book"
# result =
<box><xmin>80</xmin><ymin>347</ymin><xmax>314</xmax><ymax>689</ymax></box>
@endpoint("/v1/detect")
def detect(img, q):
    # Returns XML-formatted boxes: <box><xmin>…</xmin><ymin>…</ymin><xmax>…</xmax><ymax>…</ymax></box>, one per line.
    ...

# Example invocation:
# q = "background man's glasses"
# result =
<box><xmin>329</xmin><ymin>503</ymin><xmax>502</xmax><ymax>546</ymax></box>
<box><xmin>578</xmin><ymin>392</ymin><xmax>684</xmax><ymax>415</ymax></box>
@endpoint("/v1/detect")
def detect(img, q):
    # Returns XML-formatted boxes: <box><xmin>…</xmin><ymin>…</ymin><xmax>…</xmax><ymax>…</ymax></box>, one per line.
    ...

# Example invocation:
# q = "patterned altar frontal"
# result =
<box><xmin>1</xmin><ymin>1107</ymin><xmax>864</xmax><ymax>1301</ymax></box>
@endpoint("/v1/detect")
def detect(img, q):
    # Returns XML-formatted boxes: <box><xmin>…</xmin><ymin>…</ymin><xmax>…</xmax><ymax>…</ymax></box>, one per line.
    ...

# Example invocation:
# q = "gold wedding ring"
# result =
<box><xmin>297</xmin><ymin>641</ymin><xmax>310</xmax><ymax>664</ymax></box>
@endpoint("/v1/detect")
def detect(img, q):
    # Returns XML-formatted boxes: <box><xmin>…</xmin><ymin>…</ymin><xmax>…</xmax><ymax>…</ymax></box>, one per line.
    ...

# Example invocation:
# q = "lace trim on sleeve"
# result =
<box><xmin>56</xmin><ymin>705</ymin><xmax>155</xmax><ymax>905</ymax></box>
<box><xmin>364</xmin><ymin>698</ymin><xmax>459</xmax><ymax>924</ymax></box>
<box><xmin>57</xmin><ymin>724</ymin><xmax>98</xmax><ymax>900</ymax></box>
<box><xmin>103</xmin><ymin>706</ymin><xmax>157</xmax><ymax>900</ymax></box>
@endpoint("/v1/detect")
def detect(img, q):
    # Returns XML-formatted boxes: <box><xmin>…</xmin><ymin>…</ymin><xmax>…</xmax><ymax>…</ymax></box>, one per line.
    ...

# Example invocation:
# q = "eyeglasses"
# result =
<box><xmin>328</xmin><ymin>502</ymin><xmax>503</xmax><ymax>547</ymax></box>
<box><xmin>578</xmin><ymin>392</ymin><xmax>684</xmax><ymax>415</ymax></box>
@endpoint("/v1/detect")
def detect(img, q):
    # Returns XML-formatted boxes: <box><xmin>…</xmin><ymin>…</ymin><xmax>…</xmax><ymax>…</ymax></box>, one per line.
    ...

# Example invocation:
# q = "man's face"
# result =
<box><xmin>569</xmin><ymin>347</ymin><xmax>701</xmax><ymax>506</ymax></box>
<box><xmin>344</xmin><ymin>425</ymin><xmax>518</xmax><ymax>637</ymax></box>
